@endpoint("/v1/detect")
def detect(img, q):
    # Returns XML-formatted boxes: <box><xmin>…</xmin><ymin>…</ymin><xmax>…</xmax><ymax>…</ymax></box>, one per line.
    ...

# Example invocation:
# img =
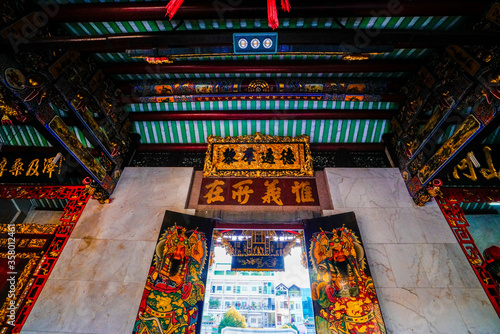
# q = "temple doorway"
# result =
<box><xmin>201</xmin><ymin>229</ymin><xmax>315</xmax><ymax>334</ymax></box>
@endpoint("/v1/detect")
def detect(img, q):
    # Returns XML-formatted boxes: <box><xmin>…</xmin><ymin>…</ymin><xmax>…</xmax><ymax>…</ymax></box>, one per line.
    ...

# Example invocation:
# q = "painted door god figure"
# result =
<box><xmin>134</xmin><ymin>225</ymin><xmax>208</xmax><ymax>334</ymax></box>
<box><xmin>309</xmin><ymin>227</ymin><xmax>386</xmax><ymax>334</ymax></box>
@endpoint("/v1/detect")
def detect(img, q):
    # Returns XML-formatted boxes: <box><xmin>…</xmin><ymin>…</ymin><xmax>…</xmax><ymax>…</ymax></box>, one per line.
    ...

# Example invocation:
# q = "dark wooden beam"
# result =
<box><xmin>103</xmin><ymin>60</ymin><xmax>419</xmax><ymax>74</ymax></box>
<box><xmin>50</xmin><ymin>0</ymin><xmax>491</xmax><ymax>22</ymax></box>
<box><xmin>138</xmin><ymin>144</ymin><xmax>207</xmax><ymax>152</ymax></box>
<box><xmin>312</xmin><ymin>143</ymin><xmax>386</xmax><ymax>151</ymax></box>
<box><xmin>19</xmin><ymin>30</ymin><xmax>500</xmax><ymax>52</ymax></box>
<box><xmin>136</xmin><ymin>143</ymin><xmax>386</xmax><ymax>152</ymax></box>
<box><xmin>128</xmin><ymin>110</ymin><xmax>395</xmax><ymax>121</ymax></box>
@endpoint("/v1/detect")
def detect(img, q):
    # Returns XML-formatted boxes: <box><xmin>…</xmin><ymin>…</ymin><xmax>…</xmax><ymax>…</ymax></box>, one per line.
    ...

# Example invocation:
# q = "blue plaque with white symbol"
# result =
<box><xmin>233</xmin><ymin>33</ymin><xmax>278</xmax><ymax>54</ymax></box>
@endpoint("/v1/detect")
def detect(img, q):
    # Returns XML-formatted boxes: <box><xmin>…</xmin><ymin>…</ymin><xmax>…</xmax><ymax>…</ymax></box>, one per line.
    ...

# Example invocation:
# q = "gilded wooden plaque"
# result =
<box><xmin>203</xmin><ymin>133</ymin><xmax>314</xmax><ymax>177</ymax></box>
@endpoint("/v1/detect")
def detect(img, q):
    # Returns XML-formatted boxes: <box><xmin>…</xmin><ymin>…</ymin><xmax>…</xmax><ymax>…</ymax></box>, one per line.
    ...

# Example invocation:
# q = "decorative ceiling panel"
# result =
<box><xmin>0</xmin><ymin>125</ymin><xmax>51</xmax><ymax>147</ymax></box>
<box><xmin>0</xmin><ymin>125</ymin><xmax>93</xmax><ymax>148</ymax></box>
<box><xmin>5</xmin><ymin>0</ymin><xmax>490</xmax><ymax>158</ymax></box>
<box><xmin>125</xmin><ymin>101</ymin><xmax>399</xmax><ymax>112</ymax></box>
<box><xmin>132</xmin><ymin>119</ymin><xmax>388</xmax><ymax>144</ymax></box>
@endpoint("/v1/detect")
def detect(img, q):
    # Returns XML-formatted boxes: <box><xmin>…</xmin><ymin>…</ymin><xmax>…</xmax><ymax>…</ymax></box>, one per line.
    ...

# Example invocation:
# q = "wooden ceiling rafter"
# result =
<box><xmin>136</xmin><ymin>143</ymin><xmax>386</xmax><ymax>152</ymax></box>
<box><xmin>49</xmin><ymin>0</ymin><xmax>492</xmax><ymax>22</ymax></box>
<box><xmin>102</xmin><ymin>60</ymin><xmax>419</xmax><ymax>74</ymax></box>
<box><xmin>5</xmin><ymin>0</ymin><xmax>491</xmax><ymax>157</ymax></box>
<box><xmin>18</xmin><ymin>30</ymin><xmax>500</xmax><ymax>53</ymax></box>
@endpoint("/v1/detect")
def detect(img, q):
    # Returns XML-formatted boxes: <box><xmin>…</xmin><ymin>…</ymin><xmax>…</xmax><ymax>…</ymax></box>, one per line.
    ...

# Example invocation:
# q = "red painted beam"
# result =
<box><xmin>103</xmin><ymin>60</ymin><xmax>418</xmax><ymax>74</ymax></box>
<box><xmin>128</xmin><ymin>111</ymin><xmax>394</xmax><ymax>121</ymax></box>
<box><xmin>51</xmin><ymin>0</ymin><xmax>492</xmax><ymax>22</ymax></box>
<box><xmin>136</xmin><ymin>143</ymin><xmax>386</xmax><ymax>152</ymax></box>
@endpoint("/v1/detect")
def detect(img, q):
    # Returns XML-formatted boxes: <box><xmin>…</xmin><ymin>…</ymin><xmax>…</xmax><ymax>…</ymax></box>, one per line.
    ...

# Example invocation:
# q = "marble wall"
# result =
<box><xmin>21</xmin><ymin>168</ymin><xmax>196</xmax><ymax>334</ymax></box>
<box><xmin>324</xmin><ymin>168</ymin><xmax>500</xmax><ymax>334</ymax></box>
<box><xmin>21</xmin><ymin>167</ymin><xmax>500</xmax><ymax>334</ymax></box>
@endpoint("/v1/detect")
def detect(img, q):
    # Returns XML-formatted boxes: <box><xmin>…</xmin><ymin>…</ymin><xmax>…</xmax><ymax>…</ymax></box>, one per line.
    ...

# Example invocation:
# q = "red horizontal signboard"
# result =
<box><xmin>199</xmin><ymin>177</ymin><xmax>319</xmax><ymax>206</ymax></box>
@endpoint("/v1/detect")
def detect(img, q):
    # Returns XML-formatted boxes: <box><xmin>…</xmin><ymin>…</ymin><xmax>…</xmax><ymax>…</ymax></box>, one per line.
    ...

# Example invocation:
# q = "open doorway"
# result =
<box><xmin>201</xmin><ymin>229</ymin><xmax>315</xmax><ymax>334</ymax></box>
<box><xmin>133</xmin><ymin>211</ymin><xmax>386</xmax><ymax>334</ymax></box>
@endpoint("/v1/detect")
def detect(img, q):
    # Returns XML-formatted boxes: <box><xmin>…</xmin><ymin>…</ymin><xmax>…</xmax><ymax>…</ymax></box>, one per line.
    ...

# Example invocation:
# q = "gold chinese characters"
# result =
<box><xmin>0</xmin><ymin>156</ymin><xmax>63</xmax><ymax>179</ymax></box>
<box><xmin>203</xmin><ymin>133</ymin><xmax>314</xmax><ymax>177</ymax></box>
<box><xmin>200</xmin><ymin>178</ymin><xmax>317</xmax><ymax>206</ymax></box>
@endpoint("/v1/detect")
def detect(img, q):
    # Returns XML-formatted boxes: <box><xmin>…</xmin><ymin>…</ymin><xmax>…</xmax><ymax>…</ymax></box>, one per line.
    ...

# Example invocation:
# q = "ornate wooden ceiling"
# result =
<box><xmin>0</xmin><ymin>0</ymin><xmax>498</xmax><ymax>156</ymax></box>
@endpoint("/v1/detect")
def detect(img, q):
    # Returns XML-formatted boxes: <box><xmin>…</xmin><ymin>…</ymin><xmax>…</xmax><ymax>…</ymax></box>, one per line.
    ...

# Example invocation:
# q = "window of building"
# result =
<box><xmin>226</xmin><ymin>285</ymin><xmax>232</xmax><ymax>291</ymax></box>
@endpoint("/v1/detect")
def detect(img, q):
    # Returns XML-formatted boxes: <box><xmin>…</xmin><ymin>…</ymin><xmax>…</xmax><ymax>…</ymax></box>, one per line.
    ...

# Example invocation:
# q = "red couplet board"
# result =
<box><xmin>199</xmin><ymin>177</ymin><xmax>319</xmax><ymax>206</ymax></box>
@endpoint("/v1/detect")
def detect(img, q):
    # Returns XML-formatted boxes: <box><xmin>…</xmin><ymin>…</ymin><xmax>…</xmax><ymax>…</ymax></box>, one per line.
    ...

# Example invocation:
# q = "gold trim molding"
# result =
<box><xmin>0</xmin><ymin>224</ymin><xmax>58</xmax><ymax>235</ymax></box>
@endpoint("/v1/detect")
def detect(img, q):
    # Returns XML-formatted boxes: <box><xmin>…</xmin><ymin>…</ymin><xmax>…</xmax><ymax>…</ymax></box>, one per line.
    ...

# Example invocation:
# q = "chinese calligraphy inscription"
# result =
<box><xmin>0</xmin><ymin>153</ymin><xmax>65</xmax><ymax>184</ymax></box>
<box><xmin>199</xmin><ymin>177</ymin><xmax>319</xmax><ymax>206</ymax></box>
<box><xmin>203</xmin><ymin>133</ymin><xmax>313</xmax><ymax>177</ymax></box>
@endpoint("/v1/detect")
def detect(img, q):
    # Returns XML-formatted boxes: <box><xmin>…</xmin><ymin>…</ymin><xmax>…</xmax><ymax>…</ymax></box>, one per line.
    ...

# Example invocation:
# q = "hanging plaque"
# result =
<box><xmin>203</xmin><ymin>133</ymin><xmax>314</xmax><ymax>177</ymax></box>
